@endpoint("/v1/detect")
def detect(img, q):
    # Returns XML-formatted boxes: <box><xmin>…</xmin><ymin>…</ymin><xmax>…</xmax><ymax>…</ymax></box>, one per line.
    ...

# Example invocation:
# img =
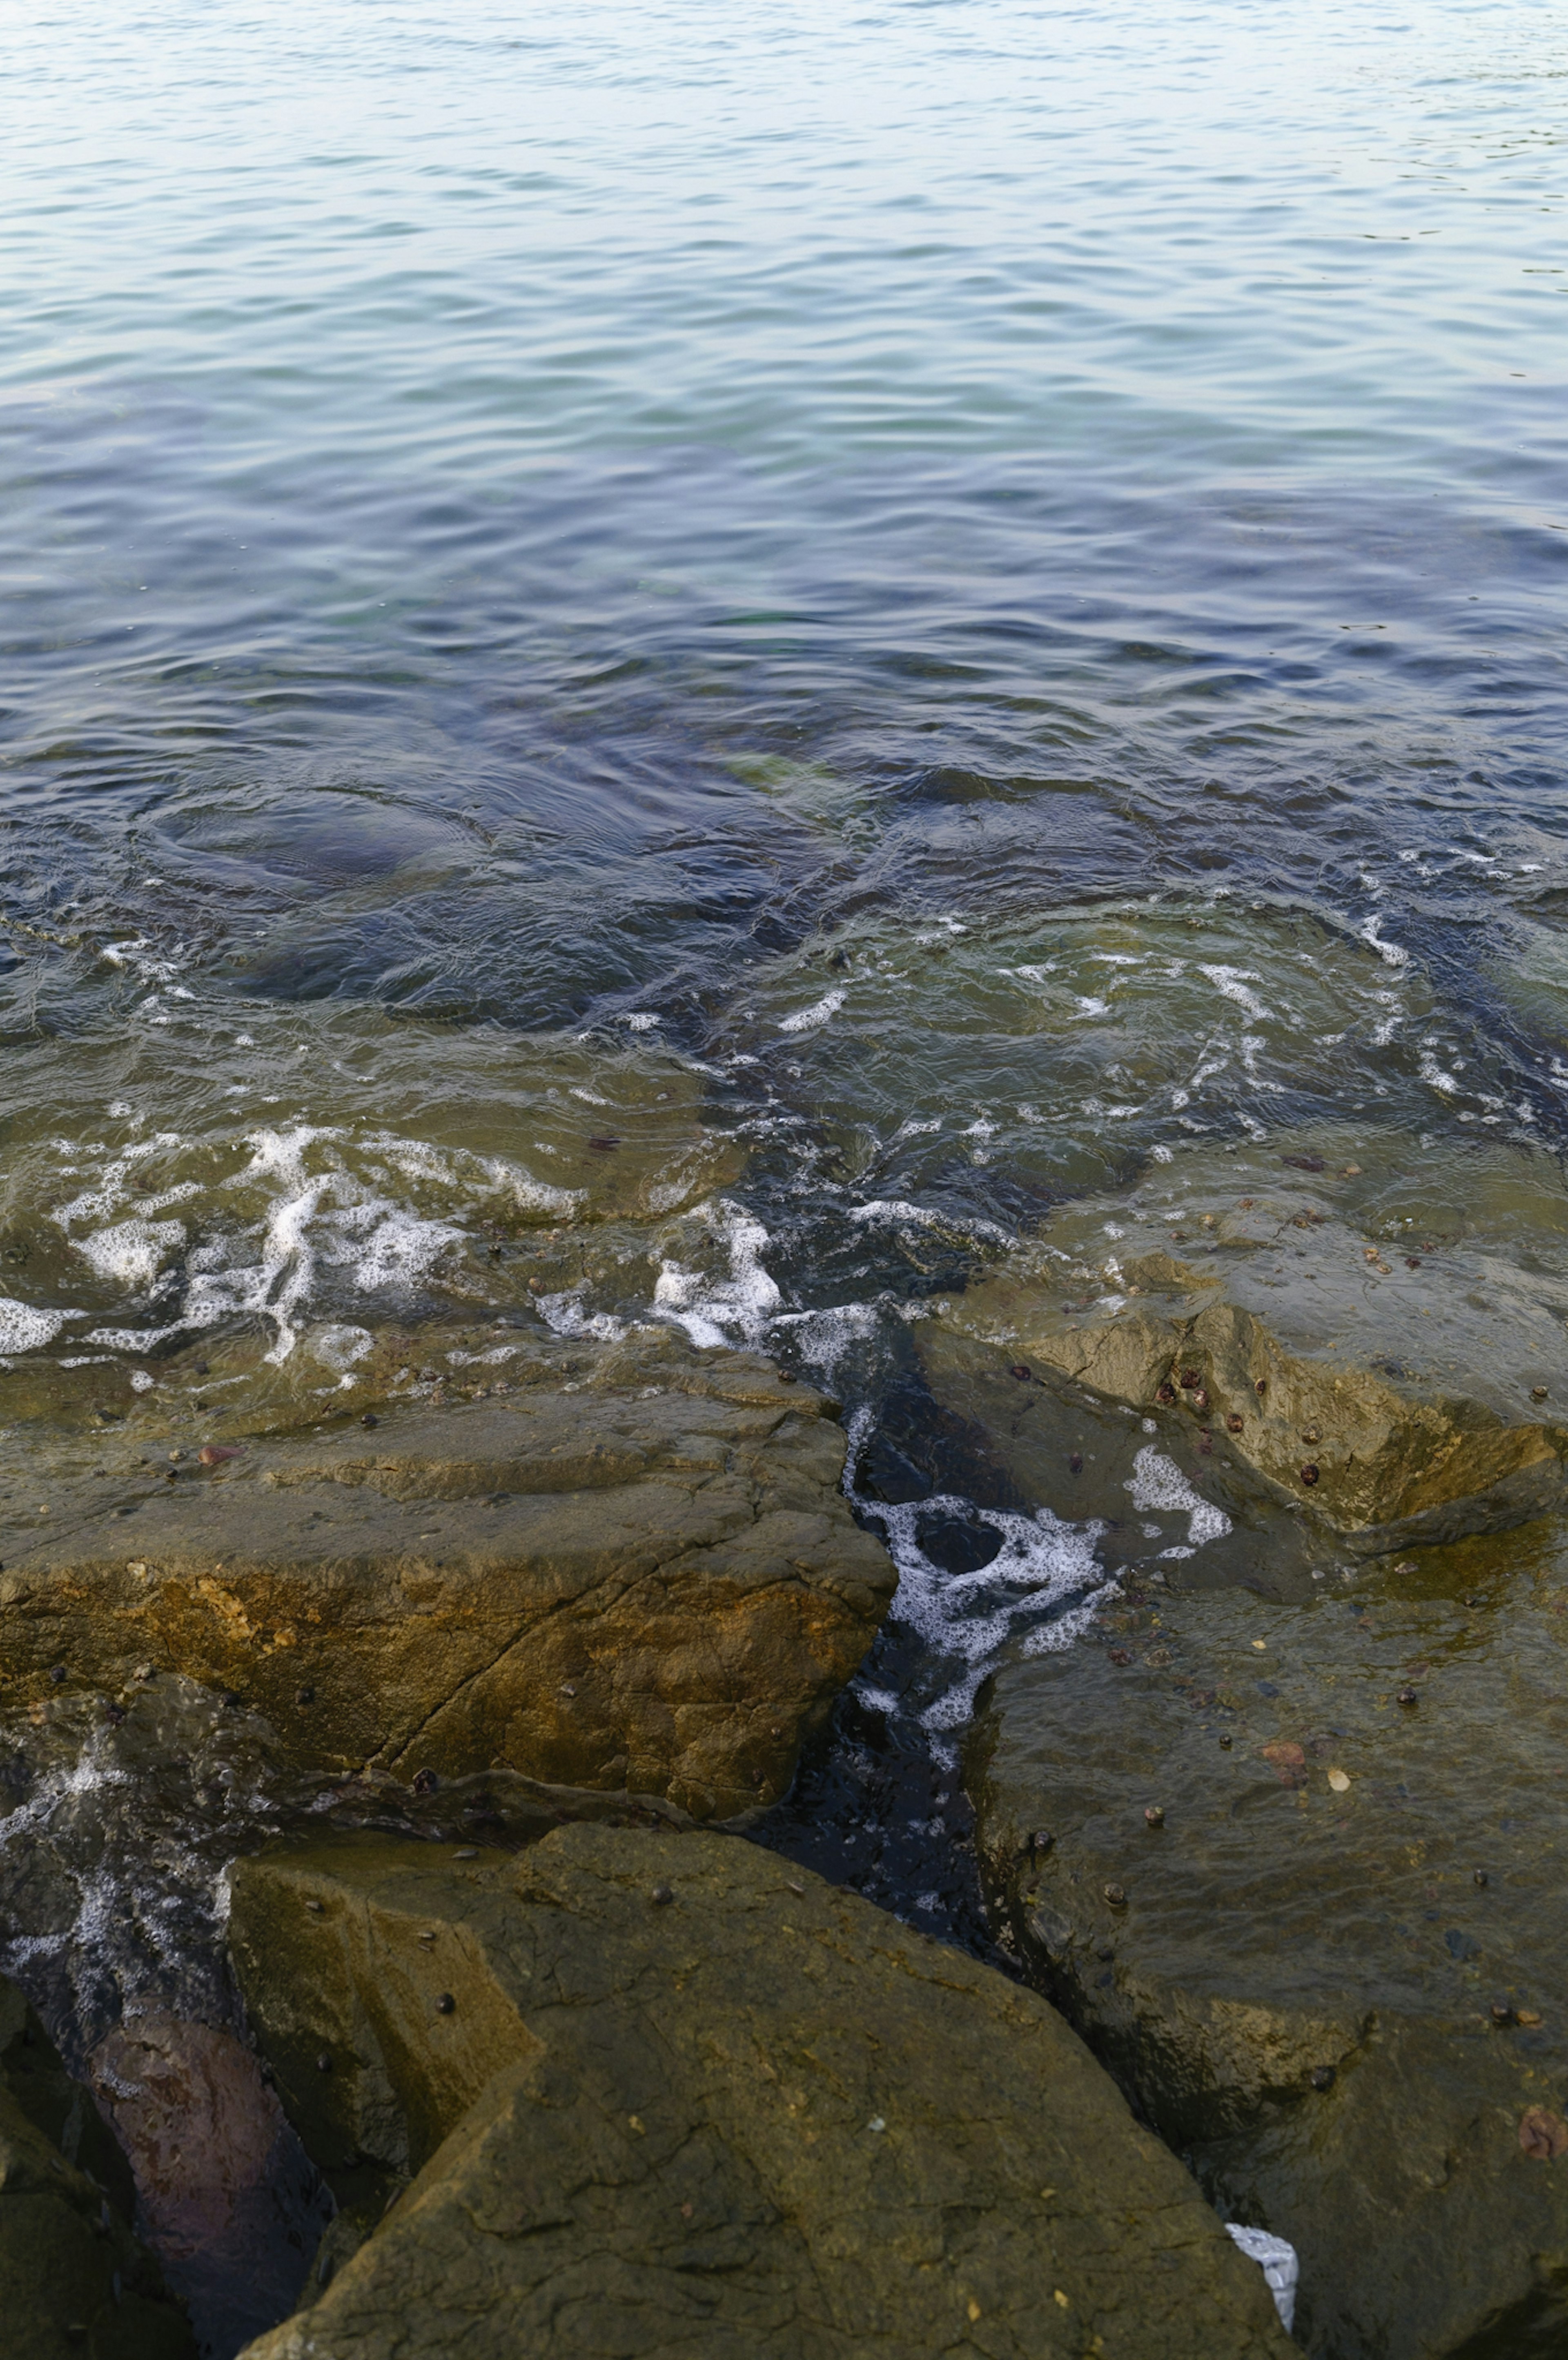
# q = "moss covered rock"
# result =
<box><xmin>0</xmin><ymin>1336</ymin><xmax>892</xmax><ymax>1820</ymax></box>
<box><xmin>228</xmin><ymin>1823</ymin><xmax>1292</xmax><ymax>2360</ymax></box>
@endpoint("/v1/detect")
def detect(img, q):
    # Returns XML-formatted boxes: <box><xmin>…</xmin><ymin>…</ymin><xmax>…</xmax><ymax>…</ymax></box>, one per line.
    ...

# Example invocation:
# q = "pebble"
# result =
<box><xmin>305</xmin><ymin>1899</ymin><xmax>323</xmax><ymax>1915</ymax></box>
<box><xmin>651</xmin><ymin>1883</ymin><xmax>676</xmax><ymax>1906</ymax></box>
<box><xmin>453</xmin><ymin>1847</ymin><xmax>478</xmax><ymax>1860</ymax></box>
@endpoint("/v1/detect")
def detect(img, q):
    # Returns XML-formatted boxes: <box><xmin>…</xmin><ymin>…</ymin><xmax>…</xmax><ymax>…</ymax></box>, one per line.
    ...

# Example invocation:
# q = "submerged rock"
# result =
<box><xmin>0</xmin><ymin>1972</ymin><xmax>194</xmax><ymax>2357</ymax></box>
<box><xmin>228</xmin><ymin>1822</ymin><xmax>1292</xmax><ymax>2360</ymax></box>
<box><xmin>969</xmin><ymin>1524</ymin><xmax>1568</xmax><ymax>2358</ymax></box>
<box><xmin>0</xmin><ymin>1334</ymin><xmax>892</xmax><ymax>1820</ymax></box>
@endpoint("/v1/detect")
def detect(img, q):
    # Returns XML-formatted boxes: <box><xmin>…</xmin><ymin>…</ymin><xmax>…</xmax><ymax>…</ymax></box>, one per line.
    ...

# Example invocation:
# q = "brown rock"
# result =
<box><xmin>0</xmin><ymin>1336</ymin><xmax>893</xmax><ymax>1819</ymax></box>
<box><xmin>228</xmin><ymin>1825</ymin><xmax>1292</xmax><ymax>2360</ymax></box>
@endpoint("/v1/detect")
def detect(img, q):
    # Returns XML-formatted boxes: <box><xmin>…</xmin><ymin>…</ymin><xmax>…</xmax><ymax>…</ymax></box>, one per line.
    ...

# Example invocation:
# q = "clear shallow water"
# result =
<box><xmin>0</xmin><ymin>4</ymin><xmax>1567</xmax><ymax>2331</ymax></box>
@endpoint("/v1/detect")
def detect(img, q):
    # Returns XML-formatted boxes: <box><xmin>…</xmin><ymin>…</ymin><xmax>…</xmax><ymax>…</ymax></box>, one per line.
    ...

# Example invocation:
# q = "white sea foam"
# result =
<box><xmin>851</xmin><ymin>1438</ymin><xmax>1110</xmax><ymax>1738</ymax></box>
<box><xmin>653</xmin><ymin>1199</ymin><xmax>781</xmax><ymax>1347</ymax></box>
<box><xmin>1126</xmin><ymin>1444</ymin><xmax>1231</xmax><ymax>1547</ymax></box>
<box><xmin>535</xmin><ymin>1291</ymin><xmax>627</xmax><ymax>1343</ymax></box>
<box><xmin>848</xmin><ymin>1199</ymin><xmax>1014</xmax><ymax>1247</ymax></box>
<box><xmin>780</xmin><ymin>988</ymin><xmax>845</xmax><ymax>1034</ymax></box>
<box><xmin>0</xmin><ymin>1299</ymin><xmax>72</xmax><ymax>1354</ymax></box>
<box><xmin>74</xmin><ymin>1218</ymin><xmax>186</xmax><ymax>1287</ymax></box>
<box><xmin>1199</xmin><ymin>964</ymin><xmax>1269</xmax><ymax>1021</ymax></box>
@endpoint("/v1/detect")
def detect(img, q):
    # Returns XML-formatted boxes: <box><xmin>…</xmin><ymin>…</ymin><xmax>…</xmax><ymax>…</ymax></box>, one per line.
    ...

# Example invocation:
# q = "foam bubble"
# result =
<box><xmin>536</xmin><ymin>1291</ymin><xmax>627</xmax><ymax>1343</ymax></box>
<box><xmin>74</xmin><ymin>1218</ymin><xmax>186</xmax><ymax>1287</ymax></box>
<box><xmin>0</xmin><ymin>1299</ymin><xmax>71</xmax><ymax>1354</ymax></box>
<box><xmin>847</xmin><ymin>1414</ymin><xmax>1110</xmax><ymax>1736</ymax></box>
<box><xmin>779</xmin><ymin>989</ymin><xmax>845</xmax><ymax>1034</ymax></box>
<box><xmin>653</xmin><ymin>1199</ymin><xmax>781</xmax><ymax>1347</ymax></box>
<box><xmin>1126</xmin><ymin>1444</ymin><xmax>1232</xmax><ymax>1548</ymax></box>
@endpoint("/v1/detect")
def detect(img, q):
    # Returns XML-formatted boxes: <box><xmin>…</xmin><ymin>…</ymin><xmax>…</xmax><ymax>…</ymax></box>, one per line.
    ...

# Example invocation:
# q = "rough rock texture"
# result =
<box><xmin>970</xmin><ymin>1528</ymin><xmax>1568</xmax><ymax>2360</ymax></box>
<box><xmin>0</xmin><ymin>1335</ymin><xmax>893</xmax><ymax>1819</ymax></box>
<box><xmin>90</xmin><ymin>2013</ymin><xmax>332</xmax><ymax>2357</ymax></box>
<box><xmin>228</xmin><ymin>1823</ymin><xmax>1292</xmax><ymax>2360</ymax></box>
<box><xmin>920</xmin><ymin>1134</ymin><xmax>1568</xmax><ymax>1555</ymax></box>
<box><xmin>0</xmin><ymin>1972</ymin><xmax>194</xmax><ymax>2357</ymax></box>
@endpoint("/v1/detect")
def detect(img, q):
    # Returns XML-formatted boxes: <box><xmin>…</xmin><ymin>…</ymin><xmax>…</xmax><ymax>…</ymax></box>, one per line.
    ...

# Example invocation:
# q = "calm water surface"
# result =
<box><xmin>0</xmin><ymin>6</ymin><xmax>1566</xmax><ymax>2331</ymax></box>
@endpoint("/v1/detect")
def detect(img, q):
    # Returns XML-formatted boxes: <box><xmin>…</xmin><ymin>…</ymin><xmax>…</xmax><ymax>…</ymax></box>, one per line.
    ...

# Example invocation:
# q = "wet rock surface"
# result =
<box><xmin>89</xmin><ymin>2013</ymin><xmax>332</xmax><ymax>2360</ymax></box>
<box><xmin>919</xmin><ymin>1133</ymin><xmax>1568</xmax><ymax>1558</ymax></box>
<box><xmin>228</xmin><ymin>1821</ymin><xmax>1292</xmax><ymax>2360</ymax></box>
<box><xmin>0</xmin><ymin>1969</ymin><xmax>194</xmax><ymax>2358</ymax></box>
<box><xmin>0</xmin><ymin>1332</ymin><xmax>892</xmax><ymax>1820</ymax></box>
<box><xmin>969</xmin><ymin>1490</ymin><xmax>1568</xmax><ymax>2354</ymax></box>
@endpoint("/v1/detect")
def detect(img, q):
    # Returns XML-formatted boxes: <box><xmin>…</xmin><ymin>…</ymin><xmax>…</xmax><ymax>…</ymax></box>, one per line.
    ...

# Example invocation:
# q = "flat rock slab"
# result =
<box><xmin>970</xmin><ymin>1531</ymin><xmax>1568</xmax><ymax>2358</ymax></box>
<box><xmin>229</xmin><ymin>1823</ymin><xmax>1292</xmax><ymax>2360</ymax></box>
<box><xmin>0</xmin><ymin>1339</ymin><xmax>894</xmax><ymax>1819</ymax></box>
<box><xmin>920</xmin><ymin>1133</ymin><xmax>1568</xmax><ymax>1557</ymax></box>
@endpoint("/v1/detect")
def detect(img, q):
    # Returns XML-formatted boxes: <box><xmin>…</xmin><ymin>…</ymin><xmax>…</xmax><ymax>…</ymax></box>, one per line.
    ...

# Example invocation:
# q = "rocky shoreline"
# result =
<box><xmin>3</xmin><ymin>1138</ymin><xmax>1568</xmax><ymax>2354</ymax></box>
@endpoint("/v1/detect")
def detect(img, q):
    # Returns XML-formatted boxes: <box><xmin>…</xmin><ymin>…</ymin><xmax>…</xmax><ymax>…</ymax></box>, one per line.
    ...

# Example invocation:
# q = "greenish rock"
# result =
<box><xmin>970</xmin><ymin>1525</ymin><xmax>1568</xmax><ymax>2358</ymax></box>
<box><xmin>228</xmin><ymin>1823</ymin><xmax>1292</xmax><ymax>2360</ymax></box>
<box><xmin>0</xmin><ymin>1974</ymin><xmax>193</xmax><ymax>2358</ymax></box>
<box><xmin>918</xmin><ymin>1131</ymin><xmax>1568</xmax><ymax>1555</ymax></box>
<box><xmin>0</xmin><ymin>1334</ymin><xmax>893</xmax><ymax>1819</ymax></box>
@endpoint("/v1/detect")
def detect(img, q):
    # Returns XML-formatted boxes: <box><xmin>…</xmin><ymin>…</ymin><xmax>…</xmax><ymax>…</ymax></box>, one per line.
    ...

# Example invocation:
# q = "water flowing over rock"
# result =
<box><xmin>0</xmin><ymin>1332</ymin><xmax>893</xmax><ymax>1821</ymax></box>
<box><xmin>227</xmin><ymin>1823</ymin><xmax>1293</xmax><ymax>2360</ymax></box>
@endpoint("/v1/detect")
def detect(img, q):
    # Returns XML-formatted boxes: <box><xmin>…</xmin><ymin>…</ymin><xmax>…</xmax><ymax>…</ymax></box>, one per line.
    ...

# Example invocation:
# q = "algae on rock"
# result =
<box><xmin>228</xmin><ymin>1823</ymin><xmax>1293</xmax><ymax>2360</ymax></box>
